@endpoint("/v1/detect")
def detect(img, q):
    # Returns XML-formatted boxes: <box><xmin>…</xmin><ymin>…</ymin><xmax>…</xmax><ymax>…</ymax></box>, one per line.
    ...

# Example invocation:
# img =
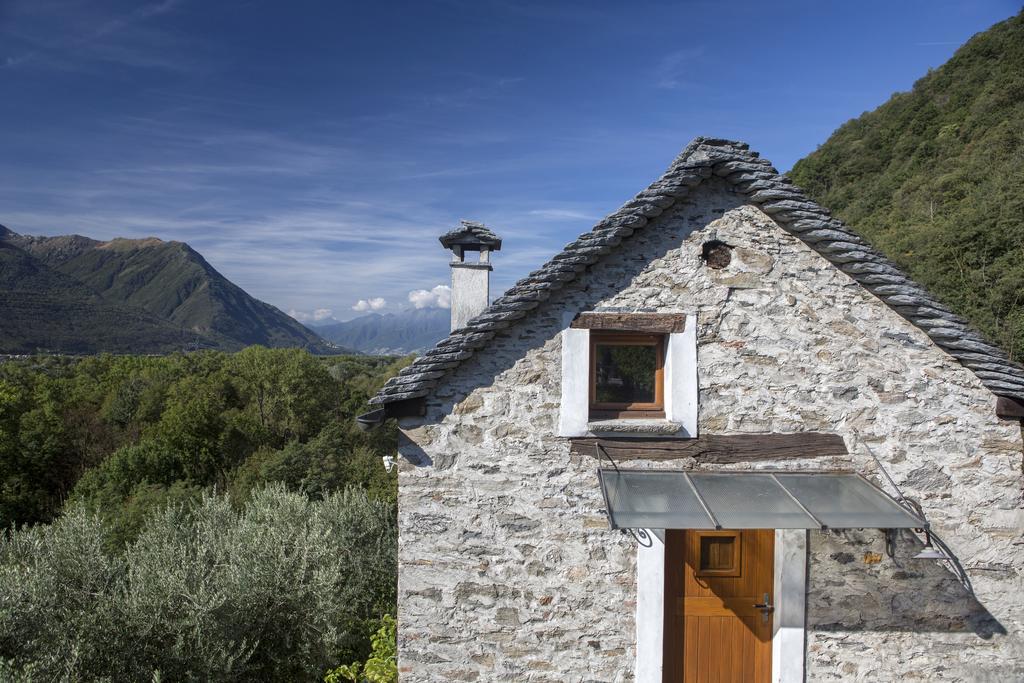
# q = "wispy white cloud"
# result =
<box><xmin>0</xmin><ymin>6</ymin><xmax>670</xmax><ymax>323</ymax></box>
<box><xmin>404</xmin><ymin>72</ymin><xmax>526</xmax><ymax>110</ymax></box>
<box><xmin>528</xmin><ymin>208</ymin><xmax>596</xmax><ymax>221</ymax></box>
<box><xmin>408</xmin><ymin>285</ymin><xmax>451</xmax><ymax>310</ymax></box>
<box><xmin>1</xmin><ymin>0</ymin><xmax>194</xmax><ymax>73</ymax></box>
<box><xmin>352</xmin><ymin>298</ymin><xmax>386</xmax><ymax>312</ymax></box>
<box><xmin>653</xmin><ymin>47</ymin><xmax>706</xmax><ymax>90</ymax></box>
<box><xmin>0</xmin><ymin>112</ymin><xmax>647</xmax><ymax>321</ymax></box>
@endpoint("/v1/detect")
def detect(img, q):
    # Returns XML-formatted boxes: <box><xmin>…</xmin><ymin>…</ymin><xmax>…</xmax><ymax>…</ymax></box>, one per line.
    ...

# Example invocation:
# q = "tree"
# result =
<box><xmin>0</xmin><ymin>486</ymin><xmax>397</xmax><ymax>681</ymax></box>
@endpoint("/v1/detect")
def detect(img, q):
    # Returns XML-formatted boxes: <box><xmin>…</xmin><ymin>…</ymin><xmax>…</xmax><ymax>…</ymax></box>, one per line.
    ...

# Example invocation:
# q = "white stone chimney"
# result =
<box><xmin>439</xmin><ymin>220</ymin><xmax>502</xmax><ymax>331</ymax></box>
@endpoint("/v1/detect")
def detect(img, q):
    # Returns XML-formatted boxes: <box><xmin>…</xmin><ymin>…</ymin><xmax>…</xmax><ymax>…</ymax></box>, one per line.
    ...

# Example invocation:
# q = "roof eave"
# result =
<box><xmin>370</xmin><ymin>137</ymin><xmax>1024</xmax><ymax>410</ymax></box>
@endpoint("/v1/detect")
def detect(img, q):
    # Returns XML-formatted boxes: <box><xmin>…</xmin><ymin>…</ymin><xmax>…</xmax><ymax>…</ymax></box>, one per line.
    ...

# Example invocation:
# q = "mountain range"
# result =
<box><xmin>0</xmin><ymin>225</ymin><xmax>337</xmax><ymax>355</ymax></box>
<box><xmin>316</xmin><ymin>307</ymin><xmax>450</xmax><ymax>355</ymax></box>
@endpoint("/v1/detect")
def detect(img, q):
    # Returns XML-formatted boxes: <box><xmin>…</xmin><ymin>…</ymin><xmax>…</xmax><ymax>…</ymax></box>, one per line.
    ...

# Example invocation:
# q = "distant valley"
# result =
<box><xmin>317</xmin><ymin>307</ymin><xmax>449</xmax><ymax>355</ymax></box>
<box><xmin>0</xmin><ymin>225</ymin><xmax>339</xmax><ymax>355</ymax></box>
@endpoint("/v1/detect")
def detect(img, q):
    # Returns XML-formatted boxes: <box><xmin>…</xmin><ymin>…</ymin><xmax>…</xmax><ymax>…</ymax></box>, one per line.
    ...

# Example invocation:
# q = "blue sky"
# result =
<box><xmin>1</xmin><ymin>0</ymin><xmax>1018</xmax><ymax>323</ymax></box>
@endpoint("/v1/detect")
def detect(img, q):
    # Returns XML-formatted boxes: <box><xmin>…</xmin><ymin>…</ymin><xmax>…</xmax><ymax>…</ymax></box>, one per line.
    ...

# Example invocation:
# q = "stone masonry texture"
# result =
<box><xmin>393</xmin><ymin>178</ymin><xmax>1024</xmax><ymax>682</ymax></box>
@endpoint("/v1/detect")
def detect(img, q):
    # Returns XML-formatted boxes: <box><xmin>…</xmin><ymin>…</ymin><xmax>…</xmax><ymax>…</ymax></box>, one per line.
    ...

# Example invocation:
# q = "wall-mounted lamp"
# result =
<box><xmin>886</xmin><ymin>527</ymin><xmax>950</xmax><ymax>562</ymax></box>
<box><xmin>913</xmin><ymin>529</ymin><xmax>948</xmax><ymax>560</ymax></box>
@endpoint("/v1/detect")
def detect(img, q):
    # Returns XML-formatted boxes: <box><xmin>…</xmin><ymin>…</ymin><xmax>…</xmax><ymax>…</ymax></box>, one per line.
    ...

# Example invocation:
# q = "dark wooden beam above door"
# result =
<box><xmin>570</xmin><ymin>432</ymin><xmax>848</xmax><ymax>463</ymax></box>
<box><xmin>569</xmin><ymin>312</ymin><xmax>687</xmax><ymax>334</ymax></box>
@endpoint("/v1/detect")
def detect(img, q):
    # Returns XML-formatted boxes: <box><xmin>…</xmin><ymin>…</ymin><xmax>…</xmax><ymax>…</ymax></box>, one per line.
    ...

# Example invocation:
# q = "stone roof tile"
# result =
<box><xmin>439</xmin><ymin>220</ymin><xmax>503</xmax><ymax>250</ymax></box>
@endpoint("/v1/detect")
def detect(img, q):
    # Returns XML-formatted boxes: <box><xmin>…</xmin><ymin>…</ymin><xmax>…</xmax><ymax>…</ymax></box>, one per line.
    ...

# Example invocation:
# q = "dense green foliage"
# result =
<box><xmin>326</xmin><ymin>615</ymin><xmax>398</xmax><ymax>683</ymax></box>
<box><xmin>0</xmin><ymin>486</ymin><xmax>396</xmax><ymax>681</ymax></box>
<box><xmin>0</xmin><ymin>348</ymin><xmax>402</xmax><ymax>542</ymax></box>
<box><xmin>0</xmin><ymin>347</ymin><xmax>405</xmax><ymax>680</ymax></box>
<box><xmin>790</xmin><ymin>11</ymin><xmax>1024</xmax><ymax>361</ymax></box>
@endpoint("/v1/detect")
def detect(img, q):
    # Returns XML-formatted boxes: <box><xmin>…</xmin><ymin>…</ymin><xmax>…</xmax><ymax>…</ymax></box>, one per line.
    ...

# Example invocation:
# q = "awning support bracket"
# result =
<box><xmin>595</xmin><ymin>443</ymin><xmax>654</xmax><ymax>547</ymax></box>
<box><xmin>884</xmin><ymin>529</ymin><xmax>901</xmax><ymax>563</ymax></box>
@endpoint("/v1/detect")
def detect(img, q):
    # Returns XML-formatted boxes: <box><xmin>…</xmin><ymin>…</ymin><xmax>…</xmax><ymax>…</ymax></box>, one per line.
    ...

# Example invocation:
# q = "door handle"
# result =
<box><xmin>753</xmin><ymin>593</ymin><xmax>773</xmax><ymax>623</ymax></box>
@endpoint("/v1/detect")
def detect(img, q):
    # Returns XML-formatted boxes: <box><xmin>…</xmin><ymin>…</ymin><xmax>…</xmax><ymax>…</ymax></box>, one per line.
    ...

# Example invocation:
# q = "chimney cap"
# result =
<box><xmin>439</xmin><ymin>220</ymin><xmax>502</xmax><ymax>251</ymax></box>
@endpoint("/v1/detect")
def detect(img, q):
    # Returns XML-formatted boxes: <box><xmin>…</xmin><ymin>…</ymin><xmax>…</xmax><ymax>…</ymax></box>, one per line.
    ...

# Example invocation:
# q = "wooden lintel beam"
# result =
<box><xmin>570</xmin><ymin>312</ymin><xmax>686</xmax><ymax>334</ymax></box>
<box><xmin>995</xmin><ymin>396</ymin><xmax>1024</xmax><ymax>419</ymax></box>
<box><xmin>570</xmin><ymin>432</ymin><xmax>848</xmax><ymax>463</ymax></box>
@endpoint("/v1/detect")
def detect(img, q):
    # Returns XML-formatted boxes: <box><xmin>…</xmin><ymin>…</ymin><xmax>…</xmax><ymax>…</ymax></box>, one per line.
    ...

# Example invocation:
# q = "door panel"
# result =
<box><xmin>663</xmin><ymin>529</ymin><xmax>773</xmax><ymax>682</ymax></box>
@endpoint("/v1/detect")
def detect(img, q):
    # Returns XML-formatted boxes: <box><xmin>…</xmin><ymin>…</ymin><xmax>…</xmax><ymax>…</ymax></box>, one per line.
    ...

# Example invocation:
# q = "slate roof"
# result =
<box><xmin>439</xmin><ymin>220</ymin><xmax>503</xmax><ymax>251</ymax></box>
<box><xmin>371</xmin><ymin>137</ymin><xmax>1024</xmax><ymax>407</ymax></box>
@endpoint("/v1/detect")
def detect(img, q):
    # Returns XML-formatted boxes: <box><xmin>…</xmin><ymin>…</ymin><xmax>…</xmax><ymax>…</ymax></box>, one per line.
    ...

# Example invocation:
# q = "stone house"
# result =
<box><xmin>358</xmin><ymin>138</ymin><xmax>1024</xmax><ymax>682</ymax></box>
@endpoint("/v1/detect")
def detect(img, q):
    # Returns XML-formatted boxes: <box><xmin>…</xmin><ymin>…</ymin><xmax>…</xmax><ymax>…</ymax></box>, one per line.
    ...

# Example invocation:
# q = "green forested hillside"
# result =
<box><xmin>0</xmin><ymin>240</ymin><xmax>197</xmax><ymax>354</ymax></box>
<box><xmin>0</xmin><ymin>227</ymin><xmax>338</xmax><ymax>354</ymax></box>
<box><xmin>0</xmin><ymin>348</ymin><xmax>401</xmax><ymax>535</ymax></box>
<box><xmin>790</xmin><ymin>11</ymin><xmax>1024</xmax><ymax>362</ymax></box>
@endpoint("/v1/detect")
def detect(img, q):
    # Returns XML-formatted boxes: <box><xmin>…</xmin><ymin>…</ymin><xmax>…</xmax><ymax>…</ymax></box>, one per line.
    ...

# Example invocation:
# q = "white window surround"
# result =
<box><xmin>634</xmin><ymin>529</ymin><xmax>807</xmax><ymax>683</ymax></box>
<box><xmin>557</xmin><ymin>312</ymin><xmax>698</xmax><ymax>438</ymax></box>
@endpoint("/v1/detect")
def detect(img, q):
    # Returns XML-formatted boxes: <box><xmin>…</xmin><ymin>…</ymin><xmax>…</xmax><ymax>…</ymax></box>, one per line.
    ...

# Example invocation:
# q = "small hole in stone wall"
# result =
<box><xmin>701</xmin><ymin>240</ymin><xmax>732</xmax><ymax>269</ymax></box>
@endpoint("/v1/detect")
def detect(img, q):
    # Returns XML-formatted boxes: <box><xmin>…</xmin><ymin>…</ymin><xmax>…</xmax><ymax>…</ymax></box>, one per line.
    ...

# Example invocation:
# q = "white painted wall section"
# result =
<box><xmin>665</xmin><ymin>315</ymin><xmax>698</xmax><ymax>437</ymax></box>
<box><xmin>450</xmin><ymin>264</ymin><xmax>490</xmax><ymax>331</ymax></box>
<box><xmin>558</xmin><ymin>322</ymin><xmax>590</xmax><ymax>437</ymax></box>
<box><xmin>635</xmin><ymin>533</ymin><xmax>665</xmax><ymax>683</ymax></box>
<box><xmin>772</xmin><ymin>529</ymin><xmax>807</xmax><ymax>683</ymax></box>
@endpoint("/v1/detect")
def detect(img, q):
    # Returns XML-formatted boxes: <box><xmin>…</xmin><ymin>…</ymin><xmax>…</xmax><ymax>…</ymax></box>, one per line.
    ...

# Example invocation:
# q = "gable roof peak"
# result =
<box><xmin>371</xmin><ymin>137</ymin><xmax>1024</xmax><ymax>408</ymax></box>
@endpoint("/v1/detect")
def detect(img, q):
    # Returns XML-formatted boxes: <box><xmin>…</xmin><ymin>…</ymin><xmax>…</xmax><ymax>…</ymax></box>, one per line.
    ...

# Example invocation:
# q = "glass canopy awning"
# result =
<box><xmin>597</xmin><ymin>469</ymin><xmax>926</xmax><ymax>530</ymax></box>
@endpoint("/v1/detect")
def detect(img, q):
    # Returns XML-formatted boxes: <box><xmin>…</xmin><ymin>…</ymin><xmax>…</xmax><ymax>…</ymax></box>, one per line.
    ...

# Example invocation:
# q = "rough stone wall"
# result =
<box><xmin>394</xmin><ymin>178</ymin><xmax>1024</xmax><ymax>682</ymax></box>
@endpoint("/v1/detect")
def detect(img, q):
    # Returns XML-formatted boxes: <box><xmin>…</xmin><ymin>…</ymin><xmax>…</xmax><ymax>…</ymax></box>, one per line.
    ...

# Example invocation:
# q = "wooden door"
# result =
<box><xmin>663</xmin><ymin>529</ymin><xmax>774</xmax><ymax>682</ymax></box>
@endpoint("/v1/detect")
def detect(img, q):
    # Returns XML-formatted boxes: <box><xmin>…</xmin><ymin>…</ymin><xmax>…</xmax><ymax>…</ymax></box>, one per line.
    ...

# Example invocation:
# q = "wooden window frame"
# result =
<box><xmin>694</xmin><ymin>530</ymin><xmax>743</xmax><ymax>578</ymax></box>
<box><xmin>588</xmin><ymin>331</ymin><xmax>665</xmax><ymax>419</ymax></box>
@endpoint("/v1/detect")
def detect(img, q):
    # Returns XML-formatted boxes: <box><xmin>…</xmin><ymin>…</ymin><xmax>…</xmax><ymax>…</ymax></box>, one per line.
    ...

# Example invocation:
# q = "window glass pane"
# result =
<box><xmin>775</xmin><ymin>474</ymin><xmax>924</xmax><ymax>529</ymax></box>
<box><xmin>594</xmin><ymin>343</ymin><xmax>657</xmax><ymax>404</ymax></box>
<box><xmin>599</xmin><ymin>470</ymin><xmax>714</xmax><ymax>529</ymax></box>
<box><xmin>689</xmin><ymin>473</ymin><xmax>819</xmax><ymax>529</ymax></box>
